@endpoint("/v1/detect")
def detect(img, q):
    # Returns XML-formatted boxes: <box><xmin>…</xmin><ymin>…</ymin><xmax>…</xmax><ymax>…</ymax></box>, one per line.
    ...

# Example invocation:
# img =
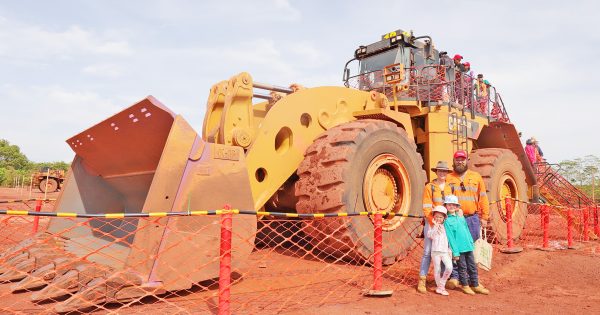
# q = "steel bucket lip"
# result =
<box><xmin>65</xmin><ymin>96</ymin><xmax>176</xmax><ymax>178</ymax></box>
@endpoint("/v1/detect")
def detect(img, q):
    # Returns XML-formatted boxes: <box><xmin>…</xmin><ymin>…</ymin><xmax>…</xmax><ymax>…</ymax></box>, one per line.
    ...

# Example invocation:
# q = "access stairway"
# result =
<box><xmin>535</xmin><ymin>162</ymin><xmax>594</xmax><ymax>208</ymax></box>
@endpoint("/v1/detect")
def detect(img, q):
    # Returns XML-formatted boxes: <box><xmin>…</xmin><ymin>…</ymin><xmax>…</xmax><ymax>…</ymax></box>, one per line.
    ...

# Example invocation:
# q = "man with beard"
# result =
<box><xmin>444</xmin><ymin>150</ymin><xmax>490</xmax><ymax>290</ymax></box>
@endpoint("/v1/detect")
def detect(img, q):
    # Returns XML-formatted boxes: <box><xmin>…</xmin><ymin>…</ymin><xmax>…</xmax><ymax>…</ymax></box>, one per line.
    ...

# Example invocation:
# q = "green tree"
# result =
<box><xmin>558</xmin><ymin>159</ymin><xmax>580</xmax><ymax>183</ymax></box>
<box><xmin>558</xmin><ymin>155</ymin><xmax>600</xmax><ymax>200</ymax></box>
<box><xmin>32</xmin><ymin>161</ymin><xmax>70</xmax><ymax>172</ymax></box>
<box><xmin>0</xmin><ymin>139</ymin><xmax>71</xmax><ymax>187</ymax></box>
<box><xmin>0</xmin><ymin>139</ymin><xmax>31</xmax><ymax>170</ymax></box>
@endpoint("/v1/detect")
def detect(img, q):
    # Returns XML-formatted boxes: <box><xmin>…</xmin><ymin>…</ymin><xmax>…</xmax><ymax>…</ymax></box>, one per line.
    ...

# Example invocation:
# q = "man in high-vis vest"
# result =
<box><xmin>417</xmin><ymin>161</ymin><xmax>453</xmax><ymax>293</ymax></box>
<box><xmin>445</xmin><ymin>149</ymin><xmax>489</xmax><ymax>289</ymax></box>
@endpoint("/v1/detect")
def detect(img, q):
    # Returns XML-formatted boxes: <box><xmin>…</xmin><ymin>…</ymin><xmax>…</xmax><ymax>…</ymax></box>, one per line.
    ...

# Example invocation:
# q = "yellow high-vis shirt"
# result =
<box><xmin>446</xmin><ymin>170</ymin><xmax>490</xmax><ymax>220</ymax></box>
<box><xmin>422</xmin><ymin>181</ymin><xmax>453</xmax><ymax>225</ymax></box>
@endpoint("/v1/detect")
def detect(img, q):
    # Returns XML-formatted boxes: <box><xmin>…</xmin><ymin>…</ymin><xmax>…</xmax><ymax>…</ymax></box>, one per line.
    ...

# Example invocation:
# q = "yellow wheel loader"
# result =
<box><xmin>0</xmin><ymin>29</ymin><xmax>535</xmax><ymax>311</ymax></box>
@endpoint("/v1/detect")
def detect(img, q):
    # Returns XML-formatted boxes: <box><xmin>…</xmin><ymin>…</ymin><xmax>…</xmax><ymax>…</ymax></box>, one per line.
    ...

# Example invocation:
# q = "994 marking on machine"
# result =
<box><xmin>448</xmin><ymin>115</ymin><xmax>480</xmax><ymax>139</ymax></box>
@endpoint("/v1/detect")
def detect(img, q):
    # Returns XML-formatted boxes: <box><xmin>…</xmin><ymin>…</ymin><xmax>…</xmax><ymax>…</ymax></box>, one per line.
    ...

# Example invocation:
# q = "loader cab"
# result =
<box><xmin>343</xmin><ymin>29</ymin><xmax>438</xmax><ymax>93</ymax></box>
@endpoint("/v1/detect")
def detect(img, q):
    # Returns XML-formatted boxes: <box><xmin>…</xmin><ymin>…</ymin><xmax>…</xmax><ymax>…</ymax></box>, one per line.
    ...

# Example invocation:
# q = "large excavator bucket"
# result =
<box><xmin>1</xmin><ymin>96</ymin><xmax>256</xmax><ymax>312</ymax></box>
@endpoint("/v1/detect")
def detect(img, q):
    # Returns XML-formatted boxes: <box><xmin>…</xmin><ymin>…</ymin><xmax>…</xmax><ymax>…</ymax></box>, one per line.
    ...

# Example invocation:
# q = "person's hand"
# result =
<box><xmin>481</xmin><ymin>219</ymin><xmax>488</xmax><ymax>227</ymax></box>
<box><xmin>453</xmin><ymin>256</ymin><xmax>460</xmax><ymax>262</ymax></box>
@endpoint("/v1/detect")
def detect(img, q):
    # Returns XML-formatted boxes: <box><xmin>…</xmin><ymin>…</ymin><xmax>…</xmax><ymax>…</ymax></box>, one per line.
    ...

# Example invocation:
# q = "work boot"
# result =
<box><xmin>462</xmin><ymin>286</ymin><xmax>476</xmax><ymax>295</ymax></box>
<box><xmin>446</xmin><ymin>278</ymin><xmax>459</xmax><ymax>290</ymax></box>
<box><xmin>417</xmin><ymin>276</ymin><xmax>427</xmax><ymax>293</ymax></box>
<box><xmin>435</xmin><ymin>287</ymin><xmax>449</xmax><ymax>296</ymax></box>
<box><xmin>471</xmin><ymin>285</ymin><xmax>490</xmax><ymax>295</ymax></box>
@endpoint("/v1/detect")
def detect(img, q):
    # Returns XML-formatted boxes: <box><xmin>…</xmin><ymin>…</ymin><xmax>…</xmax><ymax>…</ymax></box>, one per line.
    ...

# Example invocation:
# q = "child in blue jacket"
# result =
<box><xmin>443</xmin><ymin>195</ymin><xmax>490</xmax><ymax>295</ymax></box>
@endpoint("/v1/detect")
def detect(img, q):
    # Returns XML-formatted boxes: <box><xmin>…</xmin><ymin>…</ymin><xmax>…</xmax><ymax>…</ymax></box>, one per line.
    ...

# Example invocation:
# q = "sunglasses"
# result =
<box><xmin>460</xmin><ymin>182</ymin><xmax>467</xmax><ymax>192</ymax></box>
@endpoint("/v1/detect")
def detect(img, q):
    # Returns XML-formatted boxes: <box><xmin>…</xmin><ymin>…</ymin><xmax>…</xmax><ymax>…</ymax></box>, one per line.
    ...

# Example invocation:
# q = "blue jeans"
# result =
<box><xmin>465</xmin><ymin>215</ymin><xmax>481</xmax><ymax>241</ymax></box>
<box><xmin>458</xmin><ymin>251</ymin><xmax>479</xmax><ymax>287</ymax></box>
<box><xmin>419</xmin><ymin>222</ymin><xmax>432</xmax><ymax>276</ymax></box>
<box><xmin>449</xmin><ymin>215</ymin><xmax>481</xmax><ymax>280</ymax></box>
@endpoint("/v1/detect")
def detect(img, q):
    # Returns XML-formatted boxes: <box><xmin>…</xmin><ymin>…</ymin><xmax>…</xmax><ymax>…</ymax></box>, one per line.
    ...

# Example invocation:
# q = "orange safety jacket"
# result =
<box><xmin>422</xmin><ymin>181</ymin><xmax>453</xmax><ymax>225</ymax></box>
<box><xmin>446</xmin><ymin>170</ymin><xmax>490</xmax><ymax>220</ymax></box>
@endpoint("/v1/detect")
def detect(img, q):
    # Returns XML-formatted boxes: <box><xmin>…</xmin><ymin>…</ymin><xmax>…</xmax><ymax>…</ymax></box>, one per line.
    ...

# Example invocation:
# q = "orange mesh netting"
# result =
<box><xmin>0</xmin><ymin>197</ymin><xmax>598</xmax><ymax>314</ymax></box>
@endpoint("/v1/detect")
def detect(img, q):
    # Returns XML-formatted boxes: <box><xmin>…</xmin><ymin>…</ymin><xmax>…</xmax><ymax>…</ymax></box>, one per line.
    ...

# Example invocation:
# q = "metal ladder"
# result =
<box><xmin>451</xmin><ymin>112</ymin><xmax>469</xmax><ymax>153</ymax></box>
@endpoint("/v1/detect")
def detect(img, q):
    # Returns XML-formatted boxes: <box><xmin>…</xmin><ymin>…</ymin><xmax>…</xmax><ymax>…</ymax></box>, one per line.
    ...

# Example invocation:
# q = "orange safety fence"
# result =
<box><xmin>484</xmin><ymin>200</ymin><xmax>599</xmax><ymax>255</ymax></box>
<box><xmin>0</xmin><ymin>199</ymin><xmax>598</xmax><ymax>314</ymax></box>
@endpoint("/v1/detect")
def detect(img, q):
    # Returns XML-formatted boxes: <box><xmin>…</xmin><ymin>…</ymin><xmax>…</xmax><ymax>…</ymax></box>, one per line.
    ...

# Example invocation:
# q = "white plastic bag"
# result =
<box><xmin>474</xmin><ymin>227</ymin><xmax>493</xmax><ymax>271</ymax></box>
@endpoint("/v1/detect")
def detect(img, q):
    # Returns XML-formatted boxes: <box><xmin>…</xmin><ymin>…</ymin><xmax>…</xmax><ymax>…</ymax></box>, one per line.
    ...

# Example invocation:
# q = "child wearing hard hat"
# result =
<box><xmin>443</xmin><ymin>195</ymin><xmax>490</xmax><ymax>295</ymax></box>
<box><xmin>427</xmin><ymin>205</ymin><xmax>453</xmax><ymax>296</ymax></box>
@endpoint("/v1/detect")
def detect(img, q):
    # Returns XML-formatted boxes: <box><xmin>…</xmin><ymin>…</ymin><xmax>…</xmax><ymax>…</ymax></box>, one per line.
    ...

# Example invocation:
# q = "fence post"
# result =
<box><xmin>43</xmin><ymin>169</ymin><xmax>50</xmax><ymax>201</ymax></box>
<box><xmin>543</xmin><ymin>205</ymin><xmax>550</xmax><ymax>248</ymax></box>
<box><xmin>567</xmin><ymin>208</ymin><xmax>575</xmax><ymax>249</ymax></box>
<box><xmin>31</xmin><ymin>199</ymin><xmax>42</xmax><ymax>235</ymax></box>
<box><xmin>583</xmin><ymin>207</ymin><xmax>590</xmax><ymax>242</ymax></box>
<box><xmin>500</xmin><ymin>198</ymin><xmax>522</xmax><ymax>254</ymax></box>
<box><xmin>218</xmin><ymin>205</ymin><xmax>233</xmax><ymax>315</ymax></box>
<box><xmin>364</xmin><ymin>212</ymin><xmax>392</xmax><ymax>297</ymax></box>
<box><xmin>536</xmin><ymin>204</ymin><xmax>552</xmax><ymax>251</ymax></box>
<box><xmin>594</xmin><ymin>205</ymin><xmax>599</xmax><ymax>238</ymax></box>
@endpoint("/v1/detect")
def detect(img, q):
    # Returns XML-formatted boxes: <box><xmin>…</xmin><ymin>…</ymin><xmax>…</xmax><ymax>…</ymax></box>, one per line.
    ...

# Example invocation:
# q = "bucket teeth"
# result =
<box><xmin>0</xmin><ymin>249</ymin><xmax>64</xmax><ymax>283</ymax></box>
<box><xmin>0</xmin><ymin>252</ymin><xmax>29</xmax><ymax>275</ymax></box>
<box><xmin>54</xmin><ymin>271</ymin><xmax>148</xmax><ymax>313</ymax></box>
<box><xmin>30</xmin><ymin>262</ymin><xmax>111</xmax><ymax>303</ymax></box>
<box><xmin>0</xmin><ymin>258</ymin><xmax>33</xmax><ymax>282</ymax></box>
<box><xmin>0</xmin><ymin>234</ymin><xmax>65</xmax><ymax>269</ymax></box>
<box><xmin>10</xmin><ymin>257</ymin><xmax>72</xmax><ymax>292</ymax></box>
<box><xmin>0</xmin><ymin>233</ymin><xmax>51</xmax><ymax>261</ymax></box>
<box><xmin>0</xmin><ymin>248</ymin><xmax>54</xmax><ymax>276</ymax></box>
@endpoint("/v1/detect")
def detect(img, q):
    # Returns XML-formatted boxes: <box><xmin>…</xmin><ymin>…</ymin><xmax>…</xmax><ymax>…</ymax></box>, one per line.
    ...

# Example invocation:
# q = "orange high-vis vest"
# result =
<box><xmin>422</xmin><ymin>181</ymin><xmax>453</xmax><ymax>225</ymax></box>
<box><xmin>446</xmin><ymin>170</ymin><xmax>490</xmax><ymax>220</ymax></box>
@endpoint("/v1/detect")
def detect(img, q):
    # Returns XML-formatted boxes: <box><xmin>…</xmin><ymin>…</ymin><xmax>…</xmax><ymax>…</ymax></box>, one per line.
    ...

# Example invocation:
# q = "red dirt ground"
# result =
<box><xmin>288</xmin><ymin>247</ymin><xmax>600</xmax><ymax>315</ymax></box>
<box><xmin>0</xmin><ymin>187</ymin><xmax>599</xmax><ymax>314</ymax></box>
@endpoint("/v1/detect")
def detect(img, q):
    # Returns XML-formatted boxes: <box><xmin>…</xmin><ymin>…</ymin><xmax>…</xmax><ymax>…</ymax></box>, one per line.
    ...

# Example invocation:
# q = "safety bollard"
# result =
<box><xmin>567</xmin><ymin>208</ymin><xmax>575</xmax><ymax>249</ymax></box>
<box><xmin>594</xmin><ymin>205</ymin><xmax>599</xmax><ymax>238</ymax></box>
<box><xmin>500</xmin><ymin>198</ymin><xmax>522</xmax><ymax>254</ymax></box>
<box><xmin>218</xmin><ymin>205</ymin><xmax>233</xmax><ymax>315</ymax></box>
<box><xmin>31</xmin><ymin>199</ymin><xmax>42</xmax><ymax>234</ymax></box>
<box><xmin>373</xmin><ymin>212</ymin><xmax>383</xmax><ymax>290</ymax></box>
<box><xmin>542</xmin><ymin>205</ymin><xmax>550</xmax><ymax>248</ymax></box>
<box><xmin>583</xmin><ymin>207</ymin><xmax>590</xmax><ymax>242</ymax></box>
<box><xmin>364</xmin><ymin>212</ymin><xmax>392</xmax><ymax>297</ymax></box>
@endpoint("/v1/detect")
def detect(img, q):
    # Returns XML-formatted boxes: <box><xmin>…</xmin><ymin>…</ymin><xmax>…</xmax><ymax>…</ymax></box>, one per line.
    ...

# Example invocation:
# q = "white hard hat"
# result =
<box><xmin>432</xmin><ymin>205</ymin><xmax>448</xmax><ymax>217</ymax></box>
<box><xmin>444</xmin><ymin>195</ymin><xmax>460</xmax><ymax>206</ymax></box>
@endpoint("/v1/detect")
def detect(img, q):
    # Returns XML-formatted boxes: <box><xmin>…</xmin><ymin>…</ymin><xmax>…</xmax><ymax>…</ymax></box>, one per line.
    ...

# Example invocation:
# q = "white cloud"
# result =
<box><xmin>147</xmin><ymin>0</ymin><xmax>301</xmax><ymax>23</ymax></box>
<box><xmin>0</xmin><ymin>19</ymin><xmax>133</xmax><ymax>62</ymax></box>
<box><xmin>82</xmin><ymin>64</ymin><xmax>123</xmax><ymax>78</ymax></box>
<box><xmin>0</xmin><ymin>84</ymin><xmax>124</xmax><ymax>161</ymax></box>
<box><xmin>286</xmin><ymin>41</ymin><xmax>324</xmax><ymax>64</ymax></box>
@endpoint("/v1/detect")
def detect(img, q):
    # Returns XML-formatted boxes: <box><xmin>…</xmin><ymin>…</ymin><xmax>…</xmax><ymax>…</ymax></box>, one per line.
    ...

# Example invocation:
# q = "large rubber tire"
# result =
<box><xmin>295</xmin><ymin>120</ymin><xmax>425</xmax><ymax>264</ymax></box>
<box><xmin>39</xmin><ymin>178</ymin><xmax>58</xmax><ymax>193</ymax></box>
<box><xmin>468</xmin><ymin>148</ymin><xmax>528</xmax><ymax>244</ymax></box>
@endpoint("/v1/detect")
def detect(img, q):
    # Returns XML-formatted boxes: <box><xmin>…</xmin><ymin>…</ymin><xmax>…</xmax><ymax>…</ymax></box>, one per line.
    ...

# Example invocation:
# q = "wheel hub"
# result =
<box><xmin>363</xmin><ymin>154</ymin><xmax>410</xmax><ymax>231</ymax></box>
<box><xmin>498</xmin><ymin>173</ymin><xmax>518</xmax><ymax>222</ymax></box>
<box><xmin>370</xmin><ymin>169</ymin><xmax>398</xmax><ymax>211</ymax></box>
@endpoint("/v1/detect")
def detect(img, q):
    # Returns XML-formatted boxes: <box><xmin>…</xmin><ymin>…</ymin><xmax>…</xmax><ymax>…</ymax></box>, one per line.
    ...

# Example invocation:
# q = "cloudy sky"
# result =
<box><xmin>1</xmin><ymin>0</ymin><xmax>599</xmax><ymax>163</ymax></box>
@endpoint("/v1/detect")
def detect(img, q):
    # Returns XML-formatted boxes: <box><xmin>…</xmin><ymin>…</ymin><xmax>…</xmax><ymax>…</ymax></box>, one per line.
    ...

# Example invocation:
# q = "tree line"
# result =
<box><xmin>0</xmin><ymin>139</ymin><xmax>69</xmax><ymax>187</ymax></box>
<box><xmin>556</xmin><ymin>155</ymin><xmax>600</xmax><ymax>199</ymax></box>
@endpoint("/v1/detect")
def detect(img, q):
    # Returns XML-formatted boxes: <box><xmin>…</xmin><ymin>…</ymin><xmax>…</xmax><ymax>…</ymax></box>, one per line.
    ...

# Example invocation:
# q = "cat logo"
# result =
<box><xmin>448</xmin><ymin>115</ymin><xmax>480</xmax><ymax>139</ymax></box>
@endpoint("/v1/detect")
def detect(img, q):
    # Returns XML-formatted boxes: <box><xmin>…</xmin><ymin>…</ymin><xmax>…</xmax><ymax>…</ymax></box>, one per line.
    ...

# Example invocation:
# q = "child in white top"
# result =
<box><xmin>427</xmin><ymin>205</ymin><xmax>453</xmax><ymax>296</ymax></box>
